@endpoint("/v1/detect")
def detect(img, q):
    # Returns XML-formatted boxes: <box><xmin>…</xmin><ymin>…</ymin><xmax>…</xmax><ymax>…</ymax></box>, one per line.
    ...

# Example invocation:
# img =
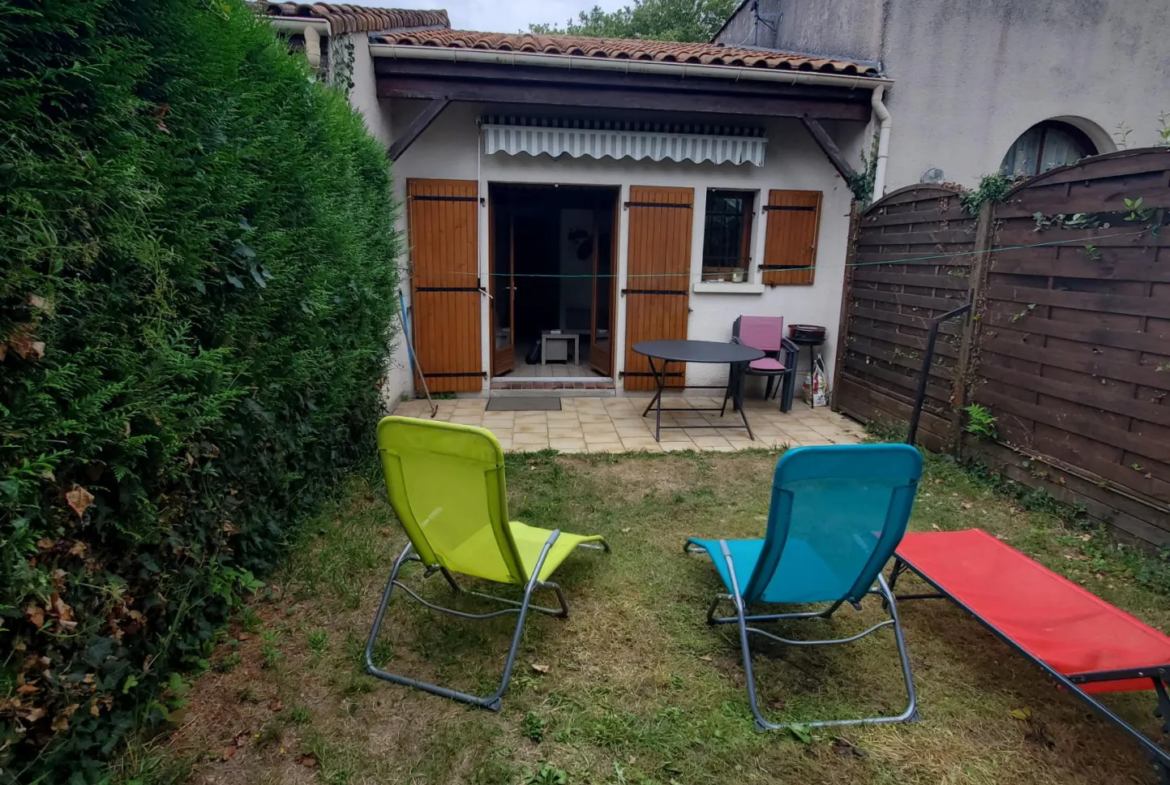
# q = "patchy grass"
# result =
<box><xmin>127</xmin><ymin>451</ymin><xmax>1169</xmax><ymax>785</ymax></box>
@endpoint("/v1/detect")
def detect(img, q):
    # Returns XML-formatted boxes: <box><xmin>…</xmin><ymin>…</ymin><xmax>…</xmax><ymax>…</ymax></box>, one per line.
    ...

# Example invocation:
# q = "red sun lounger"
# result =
<box><xmin>891</xmin><ymin>529</ymin><xmax>1170</xmax><ymax>783</ymax></box>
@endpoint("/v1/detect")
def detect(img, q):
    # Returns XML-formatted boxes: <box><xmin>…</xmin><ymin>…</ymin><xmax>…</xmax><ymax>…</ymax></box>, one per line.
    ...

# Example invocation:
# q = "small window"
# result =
<box><xmin>702</xmin><ymin>190</ymin><xmax>755</xmax><ymax>282</ymax></box>
<box><xmin>1000</xmin><ymin>121</ymin><xmax>1097</xmax><ymax>177</ymax></box>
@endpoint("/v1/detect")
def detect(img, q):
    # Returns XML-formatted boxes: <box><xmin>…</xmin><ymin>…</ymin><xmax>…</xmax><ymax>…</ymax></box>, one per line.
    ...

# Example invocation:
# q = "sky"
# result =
<box><xmin>360</xmin><ymin>0</ymin><xmax>628</xmax><ymax>35</ymax></box>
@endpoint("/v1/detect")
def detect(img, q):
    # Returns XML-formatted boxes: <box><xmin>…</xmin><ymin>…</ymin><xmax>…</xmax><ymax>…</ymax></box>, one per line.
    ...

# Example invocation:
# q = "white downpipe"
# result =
<box><xmin>871</xmin><ymin>85</ymin><xmax>892</xmax><ymax>198</ymax></box>
<box><xmin>368</xmin><ymin>44</ymin><xmax>893</xmax><ymax>91</ymax></box>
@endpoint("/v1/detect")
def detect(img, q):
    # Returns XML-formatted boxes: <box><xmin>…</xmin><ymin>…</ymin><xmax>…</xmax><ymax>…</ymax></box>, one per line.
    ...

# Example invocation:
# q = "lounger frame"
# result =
<box><xmin>890</xmin><ymin>556</ymin><xmax>1170</xmax><ymax>784</ymax></box>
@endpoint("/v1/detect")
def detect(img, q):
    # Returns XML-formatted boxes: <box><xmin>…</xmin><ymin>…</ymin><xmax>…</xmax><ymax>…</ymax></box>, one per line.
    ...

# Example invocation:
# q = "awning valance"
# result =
<box><xmin>481</xmin><ymin>117</ymin><xmax>767</xmax><ymax>167</ymax></box>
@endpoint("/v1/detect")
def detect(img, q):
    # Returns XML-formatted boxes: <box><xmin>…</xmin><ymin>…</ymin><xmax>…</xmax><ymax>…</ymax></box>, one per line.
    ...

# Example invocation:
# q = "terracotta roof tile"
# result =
<box><xmin>259</xmin><ymin>3</ymin><xmax>450</xmax><ymax>36</ymax></box>
<box><xmin>372</xmin><ymin>29</ymin><xmax>880</xmax><ymax>76</ymax></box>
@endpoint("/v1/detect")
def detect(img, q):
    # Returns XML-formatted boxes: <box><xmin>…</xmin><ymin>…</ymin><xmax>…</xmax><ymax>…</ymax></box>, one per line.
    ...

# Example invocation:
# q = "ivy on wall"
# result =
<box><xmin>324</xmin><ymin>33</ymin><xmax>356</xmax><ymax>96</ymax></box>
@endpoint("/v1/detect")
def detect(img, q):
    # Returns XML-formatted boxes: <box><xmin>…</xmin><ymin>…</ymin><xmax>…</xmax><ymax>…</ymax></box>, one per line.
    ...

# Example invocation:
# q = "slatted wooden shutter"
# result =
<box><xmin>761</xmin><ymin>190</ymin><xmax>822</xmax><ymax>286</ymax></box>
<box><xmin>408</xmin><ymin>179</ymin><xmax>482</xmax><ymax>393</ymax></box>
<box><xmin>622</xmin><ymin>186</ymin><xmax>693</xmax><ymax>391</ymax></box>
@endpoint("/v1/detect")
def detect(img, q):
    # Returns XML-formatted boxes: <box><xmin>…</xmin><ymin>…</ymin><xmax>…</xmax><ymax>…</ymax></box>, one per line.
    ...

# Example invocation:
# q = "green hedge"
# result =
<box><xmin>0</xmin><ymin>0</ymin><xmax>399</xmax><ymax>780</ymax></box>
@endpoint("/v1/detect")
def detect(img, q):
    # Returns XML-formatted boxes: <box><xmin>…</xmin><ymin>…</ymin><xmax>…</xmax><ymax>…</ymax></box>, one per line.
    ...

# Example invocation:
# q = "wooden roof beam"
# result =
<box><xmin>387</xmin><ymin>97</ymin><xmax>450</xmax><ymax>162</ymax></box>
<box><xmin>800</xmin><ymin>114</ymin><xmax>858</xmax><ymax>183</ymax></box>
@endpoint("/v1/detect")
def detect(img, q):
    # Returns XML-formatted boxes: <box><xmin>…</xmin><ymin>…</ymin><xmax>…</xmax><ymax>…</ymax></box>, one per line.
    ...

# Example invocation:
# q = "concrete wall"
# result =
<box><xmin>717</xmin><ymin>0</ymin><xmax>880</xmax><ymax>61</ymax></box>
<box><xmin>388</xmin><ymin>100</ymin><xmax>856</xmax><ymax>394</ymax></box>
<box><xmin>718</xmin><ymin>0</ymin><xmax>1170</xmax><ymax>191</ymax></box>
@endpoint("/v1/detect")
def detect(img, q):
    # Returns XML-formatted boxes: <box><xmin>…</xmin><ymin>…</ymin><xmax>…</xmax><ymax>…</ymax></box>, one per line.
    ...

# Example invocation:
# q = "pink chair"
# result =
<box><xmin>725</xmin><ymin>316</ymin><xmax>797</xmax><ymax>411</ymax></box>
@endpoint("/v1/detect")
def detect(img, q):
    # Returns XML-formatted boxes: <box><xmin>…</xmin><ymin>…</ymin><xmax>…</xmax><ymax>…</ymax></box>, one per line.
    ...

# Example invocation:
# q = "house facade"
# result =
<box><xmin>261</xmin><ymin>3</ymin><xmax>891</xmax><ymax>402</ymax></box>
<box><xmin>714</xmin><ymin>0</ymin><xmax>1170</xmax><ymax>192</ymax></box>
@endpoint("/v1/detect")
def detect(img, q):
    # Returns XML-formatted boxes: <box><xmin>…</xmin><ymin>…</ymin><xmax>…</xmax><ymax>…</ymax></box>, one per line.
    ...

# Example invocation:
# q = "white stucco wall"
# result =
<box><xmin>388</xmin><ymin>101</ymin><xmax>856</xmax><ymax>395</ymax></box>
<box><xmin>338</xmin><ymin>34</ymin><xmax>413</xmax><ymax>410</ymax></box>
<box><xmin>344</xmin><ymin>33</ymin><xmax>392</xmax><ymax>145</ymax></box>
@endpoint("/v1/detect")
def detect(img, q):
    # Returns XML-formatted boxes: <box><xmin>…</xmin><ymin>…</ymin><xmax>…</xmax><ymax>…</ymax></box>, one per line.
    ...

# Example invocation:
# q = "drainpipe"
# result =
<box><xmin>871</xmin><ymin>85</ymin><xmax>892</xmax><ymax>198</ymax></box>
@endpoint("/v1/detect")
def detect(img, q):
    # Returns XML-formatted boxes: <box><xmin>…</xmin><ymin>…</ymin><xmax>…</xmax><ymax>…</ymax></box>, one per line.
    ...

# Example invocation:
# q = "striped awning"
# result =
<box><xmin>481</xmin><ymin>117</ymin><xmax>767</xmax><ymax>167</ymax></box>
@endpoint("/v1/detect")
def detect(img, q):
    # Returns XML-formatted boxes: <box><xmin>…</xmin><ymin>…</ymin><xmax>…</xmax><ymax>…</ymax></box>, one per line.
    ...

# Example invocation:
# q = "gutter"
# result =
<box><xmin>368</xmin><ymin>43</ymin><xmax>893</xmax><ymax>91</ymax></box>
<box><xmin>268</xmin><ymin>17</ymin><xmax>331</xmax><ymax>71</ymax></box>
<box><xmin>870</xmin><ymin>85</ymin><xmax>892</xmax><ymax>198</ymax></box>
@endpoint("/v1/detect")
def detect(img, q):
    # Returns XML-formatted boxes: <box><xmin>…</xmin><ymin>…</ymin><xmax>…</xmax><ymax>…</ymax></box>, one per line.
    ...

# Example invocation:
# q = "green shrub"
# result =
<box><xmin>0</xmin><ymin>0</ymin><xmax>398</xmax><ymax>780</ymax></box>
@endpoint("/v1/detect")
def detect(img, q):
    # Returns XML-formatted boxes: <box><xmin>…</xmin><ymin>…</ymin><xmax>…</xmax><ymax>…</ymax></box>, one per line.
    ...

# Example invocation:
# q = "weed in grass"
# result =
<box><xmin>285</xmin><ymin>704</ymin><xmax>311</xmax><ymax>725</ymax></box>
<box><xmin>256</xmin><ymin>720</ymin><xmax>283</xmax><ymax>748</ymax></box>
<box><xmin>215</xmin><ymin>651</ymin><xmax>242</xmax><ymax>673</ymax></box>
<box><xmin>522</xmin><ymin>763</ymin><xmax>569</xmax><ymax>785</ymax></box>
<box><xmin>342</xmin><ymin>676</ymin><xmax>374</xmax><ymax>697</ymax></box>
<box><xmin>235</xmin><ymin>685</ymin><xmax>258</xmax><ymax>704</ymax></box>
<box><xmin>370</xmin><ymin>637</ymin><xmax>394</xmax><ymax>667</ymax></box>
<box><xmin>307</xmin><ymin>628</ymin><xmax>328</xmax><ymax>654</ymax></box>
<box><xmin>260</xmin><ymin>631</ymin><xmax>283</xmax><ymax>669</ymax></box>
<box><xmin>864</xmin><ymin>419</ymin><xmax>909</xmax><ymax>443</ymax></box>
<box><xmin>237</xmin><ymin>605</ymin><xmax>263</xmax><ymax>633</ymax></box>
<box><xmin>521</xmin><ymin>711</ymin><xmax>547</xmax><ymax>742</ymax></box>
<box><xmin>472</xmin><ymin>753</ymin><xmax>518</xmax><ymax>785</ymax></box>
<box><xmin>107</xmin><ymin>741</ymin><xmax>193</xmax><ymax>785</ymax></box>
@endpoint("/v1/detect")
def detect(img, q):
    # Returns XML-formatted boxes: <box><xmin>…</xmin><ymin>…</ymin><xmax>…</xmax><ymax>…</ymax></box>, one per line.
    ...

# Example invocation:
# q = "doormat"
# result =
<box><xmin>486</xmin><ymin>397</ymin><xmax>562</xmax><ymax>412</ymax></box>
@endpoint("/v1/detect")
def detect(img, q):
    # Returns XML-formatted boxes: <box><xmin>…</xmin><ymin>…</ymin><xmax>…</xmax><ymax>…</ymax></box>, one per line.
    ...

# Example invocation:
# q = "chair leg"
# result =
<box><xmin>1155</xmin><ymin>677</ymin><xmax>1170</xmax><ymax>735</ymax></box>
<box><xmin>365</xmin><ymin>531</ymin><xmax>567</xmax><ymax>711</ymax></box>
<box><xmin>713</xmin><ymin>543</ymin><xmax>917</xmax><ymax>731</ymax></box>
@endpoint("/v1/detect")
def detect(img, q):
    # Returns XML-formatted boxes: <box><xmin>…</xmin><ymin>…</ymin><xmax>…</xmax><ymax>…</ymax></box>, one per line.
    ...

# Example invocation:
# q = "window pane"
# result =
<box><xmin>703</xmin><ymin>190</ymin><xmax>753</xmax><ymax>277</ymax></box>
<box><xmin>1001</xmin><ymin>126</ymin><xmax>1043</xmax><ymax>176</ymax></box>
<box><xmin>1001</xmin><ymin>122</ymin><xmax>1095</xmax><ymax>177</ymax></box>
<box><xmin>1039</xmin><ymin>127</ymin><xmax>1087</xmax><ymax>172</ymax></box>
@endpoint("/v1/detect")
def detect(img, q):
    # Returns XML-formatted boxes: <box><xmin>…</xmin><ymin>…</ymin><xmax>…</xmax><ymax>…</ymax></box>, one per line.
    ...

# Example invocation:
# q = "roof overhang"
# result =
<box><xmin>371</xmin><ymin>47</ymin><xmax>889</xmax><ymax>122</ymax></box>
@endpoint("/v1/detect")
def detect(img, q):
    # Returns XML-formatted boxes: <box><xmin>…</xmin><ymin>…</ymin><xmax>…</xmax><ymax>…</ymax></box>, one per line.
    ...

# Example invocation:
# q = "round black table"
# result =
<box><xmin>632</xmin><ymin>340</ymin><xmax>765</xmax><ymax>441</ymax></box>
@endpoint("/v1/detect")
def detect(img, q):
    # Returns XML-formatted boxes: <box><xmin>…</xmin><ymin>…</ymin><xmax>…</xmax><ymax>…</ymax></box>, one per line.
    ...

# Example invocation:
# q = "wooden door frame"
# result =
<box><xmin>587</xmin><ymin>190</ymin><xmax>620</xmax><ymax>378</ymax></box>
<box><xmin>488</xmin><ymin>193</ymin><xmax>516</xmax><ymax>377</ymax></box>
<box><xmin>487</xmin><ymin>181</ymin><xmax>621</xmax><ymax>379</ymax></box>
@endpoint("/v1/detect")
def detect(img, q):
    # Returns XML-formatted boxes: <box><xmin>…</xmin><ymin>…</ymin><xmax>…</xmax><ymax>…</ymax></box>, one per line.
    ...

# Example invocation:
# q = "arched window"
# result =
<box><xmin>1000</xmin><ymin>121</ymin><xmax>1097</xmax><ymax>177</ymax></box>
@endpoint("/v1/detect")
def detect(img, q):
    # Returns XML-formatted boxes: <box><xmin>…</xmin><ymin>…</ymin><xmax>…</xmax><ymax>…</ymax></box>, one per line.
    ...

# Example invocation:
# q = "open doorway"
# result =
<box><xmin>490</xmin><ymin>184</ymin><xmax>619</xmax><ymax>378</ymax></box>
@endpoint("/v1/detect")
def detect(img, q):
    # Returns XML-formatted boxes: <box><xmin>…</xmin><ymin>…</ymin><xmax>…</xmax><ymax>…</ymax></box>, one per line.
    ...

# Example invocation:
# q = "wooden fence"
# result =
<box><xmin>834</xmin><ymin>185</ymin><xmax>979</xmax><ymax>454</ymax></box>
<box><xmin>835</xmin><ymin>149</ymin><xmax>1170</xmax><ymax>549</ymax></box>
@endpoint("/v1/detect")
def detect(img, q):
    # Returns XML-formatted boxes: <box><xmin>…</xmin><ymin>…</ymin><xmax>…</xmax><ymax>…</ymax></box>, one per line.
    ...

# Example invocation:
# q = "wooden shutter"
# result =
<box><xmin>408</xmin><ymin>179</ymin><xmax>482</xmax><ymax>393</ymax></box>
<box><xmin>761</xmin><ymin>190</ymin><xmax>822</xmax><ymax>286</ymax></box>
<box><xmin>622</xmin><ymin>186</ymin><xmax>693</xmax><ymax>392</ymax></box>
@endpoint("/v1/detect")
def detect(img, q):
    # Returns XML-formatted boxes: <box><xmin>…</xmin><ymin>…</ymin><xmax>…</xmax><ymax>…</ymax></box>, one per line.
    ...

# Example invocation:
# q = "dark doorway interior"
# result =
<box><xmin>490</xmin><ymin>184</ymin><xmax>618</xmax><ymax>378</ymax></box>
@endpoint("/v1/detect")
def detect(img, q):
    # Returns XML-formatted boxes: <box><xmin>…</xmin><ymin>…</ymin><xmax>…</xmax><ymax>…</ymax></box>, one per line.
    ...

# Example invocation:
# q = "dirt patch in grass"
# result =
<box><xmin>128</xmin><ymin>453</ymin><xmax>1170</xmax><ymax>785</ymax></box>
<box><xmin>569</xmin><ymin>453</ymin><xmax>704</xmax><ymax>504</ymax></box>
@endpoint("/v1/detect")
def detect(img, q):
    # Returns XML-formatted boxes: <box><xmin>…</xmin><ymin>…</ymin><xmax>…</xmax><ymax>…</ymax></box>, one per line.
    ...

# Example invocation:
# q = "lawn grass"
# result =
<box><xmin>119</xmin><ymin>449</ymin><xmax>1170</xmax><ymax>785</ymax></box>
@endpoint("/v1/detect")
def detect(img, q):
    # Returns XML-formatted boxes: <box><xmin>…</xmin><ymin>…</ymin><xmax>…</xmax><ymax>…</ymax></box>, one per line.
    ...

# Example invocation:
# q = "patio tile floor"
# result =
<box><xmin>392</xmin><ymin>395</ymin><xmax>866</xmax><ymax>452</ymax></box>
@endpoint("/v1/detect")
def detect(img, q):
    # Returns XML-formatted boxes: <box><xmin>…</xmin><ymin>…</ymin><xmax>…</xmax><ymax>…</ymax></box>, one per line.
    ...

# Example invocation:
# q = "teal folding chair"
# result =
<box><xmin>685</xmin><ymin>444</ymin><xmax>923</xmax><ymax>730</ymax></box>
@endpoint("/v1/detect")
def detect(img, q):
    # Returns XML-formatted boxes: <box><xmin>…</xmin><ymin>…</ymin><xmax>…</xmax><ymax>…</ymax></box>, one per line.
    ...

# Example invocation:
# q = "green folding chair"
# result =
<box><xmin>365</xmin><ymin>416</ymin><xmax>610</xmax><ymax>710</ymax></box>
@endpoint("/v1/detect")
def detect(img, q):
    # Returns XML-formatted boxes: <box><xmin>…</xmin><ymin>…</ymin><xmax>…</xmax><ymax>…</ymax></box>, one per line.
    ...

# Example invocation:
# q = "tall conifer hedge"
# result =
<box><xmin>0</xmin><ymin>1</ymin><xmax>399</xmax><ymax>779</ymax></box>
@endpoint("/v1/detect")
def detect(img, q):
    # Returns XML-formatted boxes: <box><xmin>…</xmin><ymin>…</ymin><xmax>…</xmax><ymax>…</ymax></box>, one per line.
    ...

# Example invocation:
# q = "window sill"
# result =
<box><xmin>693</xmin><ymin>282</ymin><xmax>765</xmax><ymax>295</ymax></box>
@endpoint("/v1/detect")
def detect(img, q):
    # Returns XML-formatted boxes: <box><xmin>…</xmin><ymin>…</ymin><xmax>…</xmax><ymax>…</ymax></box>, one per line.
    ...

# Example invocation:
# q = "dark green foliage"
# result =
<box><xmin>0</xmin><ymin>0</ymin><xmax>398</xmax><ymax>780</ymax></box>
<box><xmin>530</xmin><ymin>0</ymin><xmax>738</xmax><ymax>43</ymax></box>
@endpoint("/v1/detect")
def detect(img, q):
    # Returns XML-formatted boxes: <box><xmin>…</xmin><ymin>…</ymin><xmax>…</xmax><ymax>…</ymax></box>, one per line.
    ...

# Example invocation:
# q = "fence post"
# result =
<box><xmin>830</xmin><ymin>201</ymin><xmax>860</xmax><ymax>412</ymax></box>
<box><xmin>950</xmin><ymin>200</ymin><xmax>995</xmax><ymax>457</ymax></box>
